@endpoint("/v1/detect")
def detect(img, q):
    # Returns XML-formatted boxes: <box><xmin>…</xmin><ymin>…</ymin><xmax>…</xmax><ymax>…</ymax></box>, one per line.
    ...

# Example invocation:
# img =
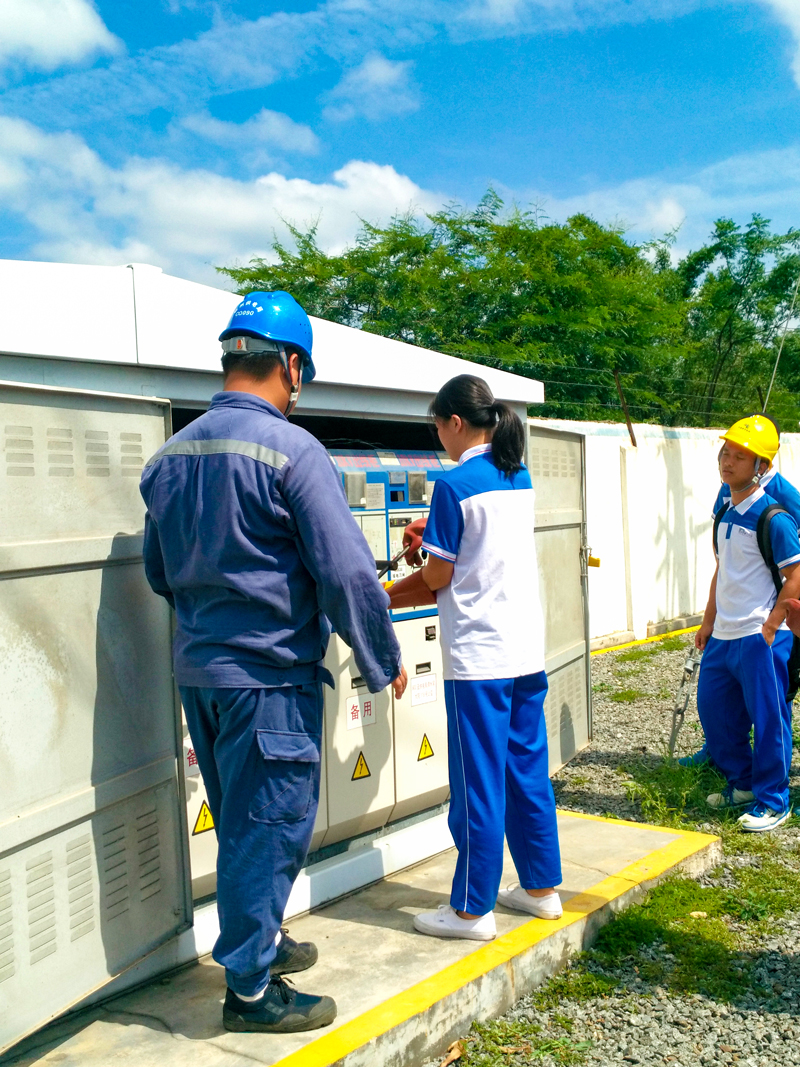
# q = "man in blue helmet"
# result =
<box><xmin>140</xmin><ymin>291</ymin><xmax>406</xmax><ymax>1033</ymax></box>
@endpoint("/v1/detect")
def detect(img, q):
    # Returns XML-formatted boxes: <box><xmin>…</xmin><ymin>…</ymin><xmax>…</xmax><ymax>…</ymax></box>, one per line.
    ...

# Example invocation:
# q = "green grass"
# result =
<box><xmin>609</xmin><ymin>689</ymin><xmax>647</xmax><ymax>703</ymax></box>
<box><xmin>616</xmin><ymin>647</ymin><xmax>659</xmax><ymax>663</ymax></box>
<box><xmin>462</xmin><ymin>1019</ymin><xmax>593</xmax><ymax>1065</ymax></box>
<box><xmin>618</xmin><ymin>753</ymin><xmax>727</xmax><ymax>827</ymax></box>
<box><xmin>659</xmin><ymin>635</ymin><xmax>691</xmax><ymax>652</ymax></box>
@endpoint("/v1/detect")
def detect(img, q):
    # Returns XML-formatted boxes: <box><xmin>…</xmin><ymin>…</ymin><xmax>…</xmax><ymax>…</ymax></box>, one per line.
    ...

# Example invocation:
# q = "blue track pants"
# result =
<box><xmin>445</xmin><ymin>672</ymin><xmax>562</xmax><ymax>916</ymax></box>
<box><xmin>696</xmin><ymin>632</ymin><xmax>793</xmax><ymax>812</ymax></box>
<box><xmin>180</xmin><ymin>684</ymin><xmax>322</xmax><ymax>996</ymax></box>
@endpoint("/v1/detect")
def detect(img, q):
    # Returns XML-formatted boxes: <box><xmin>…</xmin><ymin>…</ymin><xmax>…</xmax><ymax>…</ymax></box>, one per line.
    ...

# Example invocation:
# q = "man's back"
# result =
<box><xmin>140</xmin><ymin>391</ymin><xmax>399</xmax><ymax>691</ymax></box>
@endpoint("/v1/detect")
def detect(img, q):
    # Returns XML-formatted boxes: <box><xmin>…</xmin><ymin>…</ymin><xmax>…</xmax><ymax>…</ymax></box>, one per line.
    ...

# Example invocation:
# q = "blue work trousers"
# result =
<box><xmin>180</xmin><ymin>683</ymin><xmax>323</xmax><ymax>996</ymax></box>
<box><xmin>445</xmin><ymin>672</ymin><xmax>562</xmax><ymax>916</ymax></box>
<box><xmin>696</xmin><ymin>632</ymin><xmax>793</xmax><ymax>812</ymax></box>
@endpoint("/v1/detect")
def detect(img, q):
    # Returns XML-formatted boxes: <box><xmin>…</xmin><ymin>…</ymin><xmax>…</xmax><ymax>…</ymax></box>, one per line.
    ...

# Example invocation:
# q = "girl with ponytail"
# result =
<box><xmin>388</xmin><ymin>374</ymin><xmax>562</xmax><ymax>942</ymax></box>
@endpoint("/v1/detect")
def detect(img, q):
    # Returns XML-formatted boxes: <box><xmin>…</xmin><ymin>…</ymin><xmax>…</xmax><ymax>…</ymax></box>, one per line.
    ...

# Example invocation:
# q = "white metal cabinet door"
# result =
<box><xmin>528</xmin><ymin>425</ymin><xmax>592</xmax><ymax>771</ymax></box>
<box><xmin>0</xmin><ymin>382</ymin><xmax>190</xmax><ymax>1056</ymax></box>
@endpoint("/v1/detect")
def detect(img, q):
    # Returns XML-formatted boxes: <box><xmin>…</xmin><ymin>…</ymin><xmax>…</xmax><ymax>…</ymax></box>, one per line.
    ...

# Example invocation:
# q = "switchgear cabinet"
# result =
<box><xmin>0</xmin><ymin>382</ymin><xmax>190</xmax><ymax>1057</ymax></box>
<box><xmin>181</xmin><ymin>432</ymin><xmax>592</xmax><ymax>898</ymax></box>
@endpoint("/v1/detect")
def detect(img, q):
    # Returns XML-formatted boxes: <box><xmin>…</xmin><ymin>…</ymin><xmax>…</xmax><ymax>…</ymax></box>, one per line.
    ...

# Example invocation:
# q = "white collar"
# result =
<box><xmin>458</xmin><ymin>443</ymin><xmax>492</xmax><ymax>466</ymax></box>
<box><xmin>733</xmin><ymin>486</ymin><xmax>765</xmax><ymax>515</ymax></box>
<box><xmin>723</xmin><ymin>465</ymin><xmax>775</xmax><ymax>499</ymax></box>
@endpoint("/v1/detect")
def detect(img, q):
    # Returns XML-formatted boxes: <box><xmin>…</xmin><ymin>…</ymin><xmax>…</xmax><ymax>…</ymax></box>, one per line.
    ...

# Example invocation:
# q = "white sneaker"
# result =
<box><xmin>497</xmin><ymin>884</ymin><xmax>563</xmax><ymax>919</ymax></box>
<box><xmin>413</xmin><ymin>904</ymin><xmax>496</xmax><ymax>941</ymax></box>
<box><xmin>737</xmin><ymin>804</ymin><xmax>791</xmax><ymax>833</ymax></box>
<box><xmin>707</xmin><ymin>787</ymin><xmax>754</xmax><ymax>809</ymax></box>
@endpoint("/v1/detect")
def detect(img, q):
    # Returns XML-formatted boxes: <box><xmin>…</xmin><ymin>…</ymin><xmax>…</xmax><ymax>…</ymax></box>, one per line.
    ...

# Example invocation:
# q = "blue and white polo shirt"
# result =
<box><xmin>714</xmin><ymin>487</ymin><xmax>800</xmax><ymax>641</ymax></box>
<box><xmin>714</xmin><ymin>468</ymin><xmax>800</xmax><ymax>526</ymax></box>
<box><xmin>421</xmin><ymin>443</ymin><xmax>545</xmax><ymax>680</ymax></box>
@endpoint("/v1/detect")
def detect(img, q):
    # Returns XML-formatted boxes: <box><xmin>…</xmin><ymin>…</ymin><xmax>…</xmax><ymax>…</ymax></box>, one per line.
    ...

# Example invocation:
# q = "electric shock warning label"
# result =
<box><xmin>418</xmin><ymin>734</ymin><xmax>434</xmax><ymax>761</ymax></box>
<box><xmin>352</xmin><ymin>752</ymin><xmax>371</xmax><ymax>780</ymax></box>
<box><xmin>193</xmin><ymin>800</ymin><xmax>215</xmax><ymax>835</ymax></box>
<box><xmin>346</xmin><ymin>695</ymin><xmax>376</xmax><ymax>730</ymax></box>
<box><xmin>411</xmin><ymin>674</ymin><xmax>437</xmax><ymax>706</ymax></box>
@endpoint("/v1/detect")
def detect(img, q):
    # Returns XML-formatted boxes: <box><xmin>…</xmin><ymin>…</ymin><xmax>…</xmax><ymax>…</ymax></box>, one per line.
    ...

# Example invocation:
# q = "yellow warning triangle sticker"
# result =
<box><xmin>417</xmin><ymin>734</ymin><xmax>434</xmax><ymax>761</ymax></box>
<box><xmin>351</xmin><ymin>751</ymin><xmax>371</xmax><ymax>780</ymax></box>
<box><xmin>192</xmin><ymin>800</ymin><xmax>215</xmax><ymax>835</ymax></box>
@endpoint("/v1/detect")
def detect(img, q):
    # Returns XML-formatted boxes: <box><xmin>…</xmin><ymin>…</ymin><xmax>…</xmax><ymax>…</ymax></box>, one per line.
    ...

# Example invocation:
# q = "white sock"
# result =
<box><xmin>234</xmin><ymin>985</ymin><xmax>268</xmax><ymax>1002</ymax></box>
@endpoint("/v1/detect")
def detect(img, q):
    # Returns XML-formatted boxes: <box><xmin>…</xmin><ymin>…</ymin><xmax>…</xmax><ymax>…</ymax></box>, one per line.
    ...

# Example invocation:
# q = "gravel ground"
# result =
<box><xmin>422</xmin><ymin>636</ymin><xmax>800</xmax><ymax>1067</ymax></box>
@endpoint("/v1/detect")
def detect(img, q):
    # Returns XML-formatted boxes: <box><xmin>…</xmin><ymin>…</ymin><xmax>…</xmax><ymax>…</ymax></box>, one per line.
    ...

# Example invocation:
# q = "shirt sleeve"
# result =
<box><xmin>769</xmin><ymin>511</ymin><xmax>800</xmax><ymax>571</ymax></box>
<box><xmin>421</xmin><ymin>479</ymin><xmax>463</xmax><ymax>563</ymax></box>
<box><xmin>280</xmin><ymin>442</ymin><xmax>402</xmax><ymax>693</ymax></box>
<box><xmin>776</xmin><ymin>476</ymin><xmax>800</xmax><ymax>527</ymax></box>
<box><xmin>712</xmin><ymin>484</ymin><xmax>727</xmax><ymax>520</ymax></box>
<box><xmin>142</xmin><ymin>512</ymin><xmax>176</xmax><ymax>609</ymax></box>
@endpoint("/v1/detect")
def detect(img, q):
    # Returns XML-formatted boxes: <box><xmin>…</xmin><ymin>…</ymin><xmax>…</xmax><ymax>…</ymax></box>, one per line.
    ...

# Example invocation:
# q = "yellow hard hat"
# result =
<box><xmin>720</xmin><ymin>415</ymin><xmax>779</xmax><ymax>463</ymax></box>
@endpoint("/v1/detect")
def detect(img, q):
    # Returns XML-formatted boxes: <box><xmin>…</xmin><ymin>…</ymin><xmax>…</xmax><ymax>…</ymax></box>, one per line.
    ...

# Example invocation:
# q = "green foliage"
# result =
<box><xmin>465</xmin><ymin>1018</ymin><xmax>592</xmax><ymax>1064</ymax></box>
<box><xmin>608</xmin><ymin>646</ymin><xmax>657</xmax><ymax>663</ymax></box>
<box><xmin>609</xmin><ymin>689</ymin><xmax>647</xmax><ymax>703</ymax></box>
<box><xmin>218</xmin><ymin>193</ymin><xmax>800</xmax><ymax>427</ymax></box>
<box><xmin>530</xmin><ymin>968</ymin><xmax>618</xmax><ymax>1010</ymax></box>
<box><xmin>658</xmin><ymin>635</ymin><xmax>690</xmax><ymax>652</ymax></box>
<box><xmin>619</xmin><ymin>756</ymin><xmax>727</xmax><ymax>827</ymax></box>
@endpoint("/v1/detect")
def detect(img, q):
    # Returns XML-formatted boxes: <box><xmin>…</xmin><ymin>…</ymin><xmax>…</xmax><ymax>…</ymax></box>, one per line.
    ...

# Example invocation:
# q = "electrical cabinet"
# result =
<box><xmin>180</xmin><ymin>433</ymin><xmax>591</xmax><ymax>896</ymax></box>
<box><xmin>0</xmin><ymin>382</ymin><xmax>190</xmax><ymax>1057</ymax></box>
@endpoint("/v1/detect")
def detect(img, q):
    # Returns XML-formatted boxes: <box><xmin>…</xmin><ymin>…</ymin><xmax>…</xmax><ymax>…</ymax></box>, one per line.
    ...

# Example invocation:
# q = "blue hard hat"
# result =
<box><xmin>219</xmin><ymin>290</ymin><xmax>316</xmax><ymax>383</ymax></box>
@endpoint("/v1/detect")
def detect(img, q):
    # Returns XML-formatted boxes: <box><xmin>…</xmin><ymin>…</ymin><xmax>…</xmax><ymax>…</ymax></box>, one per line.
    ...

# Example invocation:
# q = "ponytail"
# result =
<box><xmin>429</xmin><ymin>374</ymin><xmax>525</xmax><ymax>476</ymax></box>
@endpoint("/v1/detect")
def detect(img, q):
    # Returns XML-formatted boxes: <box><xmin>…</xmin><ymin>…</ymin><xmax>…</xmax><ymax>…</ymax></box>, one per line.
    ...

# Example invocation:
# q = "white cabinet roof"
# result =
<box><xmin>0</xmin><ymin>259</ymin><xmax>543</xmax><ymax>407</ymax></box>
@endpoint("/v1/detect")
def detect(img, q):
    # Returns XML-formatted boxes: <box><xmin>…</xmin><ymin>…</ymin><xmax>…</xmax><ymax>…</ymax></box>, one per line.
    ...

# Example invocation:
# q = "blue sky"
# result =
<box><xmin>2</xmin><ymin>0</ymin><xmax>800</xmax><ymax>284</ymax></box>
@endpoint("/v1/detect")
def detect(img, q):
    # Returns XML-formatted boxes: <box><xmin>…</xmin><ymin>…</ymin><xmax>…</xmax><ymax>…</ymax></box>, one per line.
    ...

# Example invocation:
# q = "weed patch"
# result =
<box><xmin>465</xmin><ymin>1019</ymin><xmax>592</xmax><ymax>1064</ymax></box>
<box><xmin>617</xmin><ymin>756</ymin><xmax>726</xmax><ymax>826</ymax></box>
<box><xmin>658</xmin><ymin>635</ymin><xmax>691</xmax><ymax>652</ymax></box>
<box><xmin>616</xmin><ymin>647</ymin><xmax>659</xmax><ymax>663</ymax></box>
<box><xmin>609</xmin><ymin>689</ymin><xmax>647</xmax><ymax>703</ymax></box>
<box><xmin>530</xmin><ymin>968</ymin><xmax>619</xmax><ymax>1010</ymax></box>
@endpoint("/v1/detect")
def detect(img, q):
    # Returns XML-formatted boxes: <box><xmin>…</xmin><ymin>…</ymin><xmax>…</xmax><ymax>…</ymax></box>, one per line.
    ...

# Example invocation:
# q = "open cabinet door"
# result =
<box><xmin>528</xmin><ymin>423</ymin><xmax>592</xmax><ymax>772</ymax></box>
<box><xmin>0</xmin><ymin>381</ymin><xmax>191</xmax><ymax>1056</ymax></box>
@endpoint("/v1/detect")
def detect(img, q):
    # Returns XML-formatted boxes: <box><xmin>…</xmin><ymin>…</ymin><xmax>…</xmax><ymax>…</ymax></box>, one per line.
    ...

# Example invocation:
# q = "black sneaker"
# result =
<box><xmin>223</xmin><ymin>976</ymin><xmax>337</xmax><ymax>1033</ymax></box>
<box><xmin>270</xmin><ymin>927</ymin><xmax>318</xmax><ymax>975</ymax></box>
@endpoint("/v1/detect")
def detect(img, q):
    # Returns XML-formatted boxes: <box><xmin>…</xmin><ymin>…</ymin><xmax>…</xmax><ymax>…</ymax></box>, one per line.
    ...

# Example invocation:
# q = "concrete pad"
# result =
<box><xmin>3</xmin><ymin>812</ymin><xmax>720</xmax><ymax>1067</ymax></box>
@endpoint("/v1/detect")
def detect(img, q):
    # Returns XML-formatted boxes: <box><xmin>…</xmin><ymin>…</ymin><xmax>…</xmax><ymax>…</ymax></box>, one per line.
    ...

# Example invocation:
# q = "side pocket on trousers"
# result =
<box><xmin>250</xmin><ymin>730</ymin><xmax>320</xmax><ymax>825</ymax></box>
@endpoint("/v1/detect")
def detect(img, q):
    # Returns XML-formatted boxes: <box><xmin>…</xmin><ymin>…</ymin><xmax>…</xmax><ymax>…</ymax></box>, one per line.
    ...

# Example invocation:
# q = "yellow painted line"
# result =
<box><xmin>558</xmin><ymin>807</ymin><xmax>700</xmax><ymax>838</ymax></box>
<box><xmin>273</xmin><ymin>820</ymin><xmax>719</xmax><ymax>1067</ymax></box>
<box><xmin>591</xmin><ymin>625</ymin><xmax>699</xmax><ymax>656</ymax></box>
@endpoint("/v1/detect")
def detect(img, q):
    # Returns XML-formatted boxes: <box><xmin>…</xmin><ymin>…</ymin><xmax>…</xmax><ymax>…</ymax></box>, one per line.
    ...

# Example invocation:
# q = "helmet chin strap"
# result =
<box><xmin>283</xmin><ymin>355</ymin><xmax>301</xmax><ymax>417</ymax></box>
<box><xmin>719</xmin><ymin>449</ymin><xmax>765</xmax><ymax>493</ymax></box>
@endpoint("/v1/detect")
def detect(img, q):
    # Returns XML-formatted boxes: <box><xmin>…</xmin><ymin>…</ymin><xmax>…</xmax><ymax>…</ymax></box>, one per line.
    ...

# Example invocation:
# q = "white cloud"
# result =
<box><xmin>0</xmin><ymin>117</ymin><xmax>443</xmax><ymax>283</ymax></box>
<box><xmin>322</xmin><ymin>53</ymin><xmax>420</xmax><ymax>122</ymax></box>
<box><xmin>760</xmin><ymin>0</ymin><xmax>800</xmax><ymax>86</ymax></box>
<box><xmin>180</xmin><ymin>109</ymin><xmax>320</xmax><ymax>165</ymax></box>
<box><xmin>0</xmin><ymin>1</ymin><xmax>723</xmax><ymax>128</ymax></box>
<box><xmin>515</xmin><ymin>143</ymin><xmax>800</xmax><ymax>256</ymax></box>
<box><xmin>0</xmin><ymin>0</ymin><xmax>120</xmax><ymax>74</ymax></box>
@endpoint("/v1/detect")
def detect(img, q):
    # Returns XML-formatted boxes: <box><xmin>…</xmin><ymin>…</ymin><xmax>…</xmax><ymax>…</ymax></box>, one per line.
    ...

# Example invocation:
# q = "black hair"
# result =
<box><xmin>429</xmin><ymin>374</ymin><xmax>525</xmax><ymax>476</ymax></box>
<box><xmin>221</xmin><ymin>349</ymin><xmax>284</xmax><ymax>381</ymax></box>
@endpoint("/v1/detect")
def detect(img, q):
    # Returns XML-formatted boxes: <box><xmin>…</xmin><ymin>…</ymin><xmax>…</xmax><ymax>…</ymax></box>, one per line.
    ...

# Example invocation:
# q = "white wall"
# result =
<box><xmin>535</xmin><ymin>420</ymin><xmax>800</xmax><ymax>644</ymax></box>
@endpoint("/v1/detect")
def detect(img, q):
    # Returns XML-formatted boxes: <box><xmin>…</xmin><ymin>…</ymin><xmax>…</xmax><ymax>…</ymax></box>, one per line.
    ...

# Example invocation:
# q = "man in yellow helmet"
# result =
<box><xmin>694</xmin><ymin>414</ymin><xmax>800</xmax><ymax>831</ymax></box>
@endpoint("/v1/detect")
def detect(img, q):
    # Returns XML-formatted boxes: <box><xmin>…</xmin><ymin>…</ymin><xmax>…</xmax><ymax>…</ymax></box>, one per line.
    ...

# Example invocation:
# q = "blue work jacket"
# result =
<box><xmin>139</xmin><ymin>391</ymin><xmax>401</xmax><ymax>693</ymax></box>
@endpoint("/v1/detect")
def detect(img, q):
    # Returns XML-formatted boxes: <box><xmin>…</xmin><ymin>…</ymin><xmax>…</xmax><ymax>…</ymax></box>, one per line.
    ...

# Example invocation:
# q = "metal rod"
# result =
<box><xmin>763</xmin><ymin>269</ymin><xmax>800</xmax><ymax>412</ymax></box>
<box><xmin>613</xmin><ymin>369</ymin><xmax>637</xmax><ymax>447</ymax></box>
